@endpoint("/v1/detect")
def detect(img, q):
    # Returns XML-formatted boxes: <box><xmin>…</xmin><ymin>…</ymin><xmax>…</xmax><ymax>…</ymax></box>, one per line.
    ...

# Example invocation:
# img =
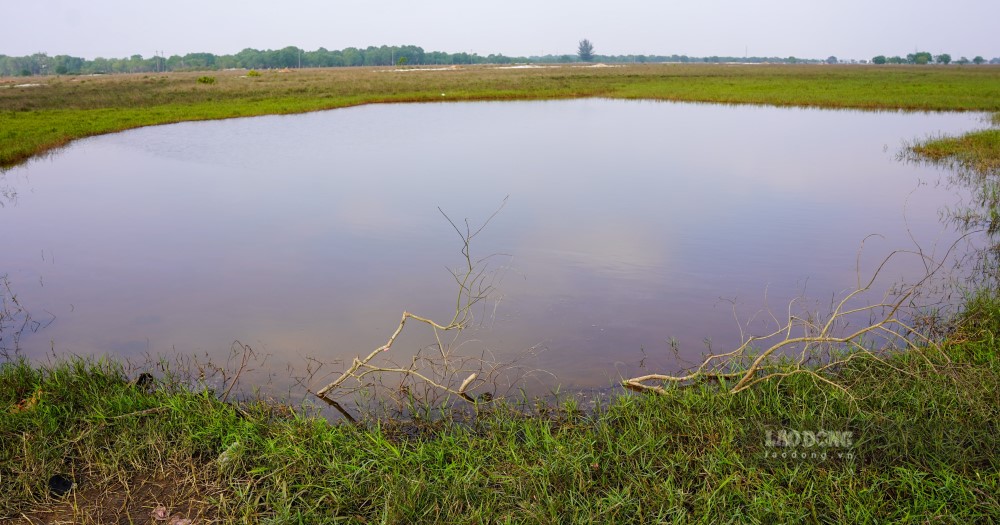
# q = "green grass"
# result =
<box><xmin>3</xmin><ymin>64</ymin><xmax>1000</xmax><ymax>168</ymax></box>
<box><xmin>3</xmin><ymin>293</ymin><xmax>998</xmax><ymax>523</ymax></box>
<box><xmin>907</xmin><ymin>110</ymin><xmax>1000</xmax><ymax>238</ymax></box>
<box><xmin>911</xmin><ymin>127</ymin><xmax>1000</xmax><ymax>175</ymax></box>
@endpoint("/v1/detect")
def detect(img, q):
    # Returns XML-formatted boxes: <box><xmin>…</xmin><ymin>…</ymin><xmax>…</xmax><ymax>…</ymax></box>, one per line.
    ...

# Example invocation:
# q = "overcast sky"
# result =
<box><xmin>3</xmin><ymin>0</ymin><xmax>998</xmax><ymax>61</ymax></box>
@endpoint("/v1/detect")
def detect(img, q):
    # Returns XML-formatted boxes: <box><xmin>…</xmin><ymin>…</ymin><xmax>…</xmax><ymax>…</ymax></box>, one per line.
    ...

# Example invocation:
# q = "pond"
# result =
<box><xmin>0</xmin><ymin>99</ymin><xmax>987</xmax><ymax>398</ymax></box>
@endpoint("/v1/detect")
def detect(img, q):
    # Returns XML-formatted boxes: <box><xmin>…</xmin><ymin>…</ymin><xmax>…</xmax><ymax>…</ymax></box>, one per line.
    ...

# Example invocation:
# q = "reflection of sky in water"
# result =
<box><xmin>1</xmin><ymin>100</ymin><xmax>986</xmax><ymax>392</ymax></box>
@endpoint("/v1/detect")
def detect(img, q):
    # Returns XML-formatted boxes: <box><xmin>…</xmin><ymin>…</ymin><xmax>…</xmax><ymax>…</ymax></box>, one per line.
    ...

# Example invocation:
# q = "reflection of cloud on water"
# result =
<box><xmin>331</xmin><ymin>196</ymin><xmax>420</xmax><ymax>239</ymax></box>
<box><xmin>519</xmin><ymin>219</ymin><xmax>674</xmax><ymax>280</ymax></box>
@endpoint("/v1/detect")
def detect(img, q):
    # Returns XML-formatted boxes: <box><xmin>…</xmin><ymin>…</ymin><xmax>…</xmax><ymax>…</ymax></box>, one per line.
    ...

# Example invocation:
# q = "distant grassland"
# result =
<box><xmin>2</xmin><ymin>63</ymin><xmax>999</xmax><ymax>168</ymax></box>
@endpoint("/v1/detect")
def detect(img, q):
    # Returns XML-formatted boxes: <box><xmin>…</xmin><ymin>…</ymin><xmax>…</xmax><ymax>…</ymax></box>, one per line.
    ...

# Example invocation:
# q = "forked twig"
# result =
<box><xmin>315</xmin><ymin>197</ymin><xmax>515</xmax><ymax>406</ymax></box>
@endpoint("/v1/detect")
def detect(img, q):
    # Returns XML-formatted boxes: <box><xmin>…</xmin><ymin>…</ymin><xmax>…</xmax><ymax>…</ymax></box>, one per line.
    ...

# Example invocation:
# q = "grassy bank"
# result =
<box><xmin>911</xmin><ymin>128</ymin><xmax>1000</xmax><ymax>175</ymax></box>
<box><xmin>2</xmin><ymin>292</ymin><xmax>999</xmax><ymax>523</ymax></box>
<box><xmin>907</xmin><ymin>105</ymin><xmax>999</xmax><ymax>237</ymax></box>
<box><xmin>2</xmin><ymin>64</ymin><xmax>1000</xmax><ymax>168</ymax></box>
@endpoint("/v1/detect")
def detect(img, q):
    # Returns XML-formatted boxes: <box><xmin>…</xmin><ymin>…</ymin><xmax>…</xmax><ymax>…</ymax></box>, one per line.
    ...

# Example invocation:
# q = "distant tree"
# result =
<box><xmin>872</xmin><ymin>55</ymin><xmax>887</xmax><ymax>65</ymax></box>
<box><xmin>826</xmin><ymin>56</ymin><xmax>838</xmax><ymax>64</ymax></box>
<box><xmin>577</xmin><ymin>39</ymin><xmax>594</xmax><ymax>62</ymax></box>
<box><xmin>165</xmin><ymin>55</ymin><xmax>182</xmax><ymax>70</ymax></box>
<box><xmin>183</xmin><ymin>52</ymin><xmax>217</xmax><ymax>70</ymax></box>
<box><xmin>424</xmin><ymin>50</ymin><xmax>449</xmax><ymax>65</ymax></box>
<box><xmin>487</xmin><ymin>53</ymin><xmax>513</xmax><ymax>64</ymax></box>
<box><xmin>396</xmin><ymin>45</ymin><xmax>425</xmax><ymax>66</ymax></box>
<box><xmin>342</xmin><ymin>47</ymin><xmax>363</xmax><ymax>67</ymax></box>
<box><xmin>907</xmin><ymin>51</ymin><xmax>932</xmax><ymax>65</ymax></box>
<box><xmin>973</xmin><ymin>56</ymin><xmax>985</xmax><ymax>65</ymax></box>
<box><xmin>52</xmin><ymin>54</ymin><xmax>82</xmax><ymax>75</ymax></box>
<box><xmin>89</xmin><ymin>57</ymin><xmax>110</xmax><ymax>73</ymax></box>
<box><xmin>887</xmin><ymin>56</ymin><xmax>905</xmax><ymax>64</ymax></box>
<box><xmin>451</xmin><ymin>52</ymin><xmax>473</xmax><ymax>65</ymax></box>
<box><xmin>215</xmin><ymin>55</ymin><xmax>238</xmax><ymax>69</ymax></box>
<box><xmin>274</xmin><ymin>47</ymin><xmax>300</xmax><ymax>68</ymax></box>
<box><xmin>935</xmin><ymin>53</ymin><xmax>951</xmax><ymax>65</ymax></box>
<box><xmin>956</xmin><ymin>57</ymin><xmax>970</xmax><ymax>65</ymax></box>
<box><xmin>235</xmin><ymin>48</ymin><xmax>263</xmax><ymax>69</ymax></box>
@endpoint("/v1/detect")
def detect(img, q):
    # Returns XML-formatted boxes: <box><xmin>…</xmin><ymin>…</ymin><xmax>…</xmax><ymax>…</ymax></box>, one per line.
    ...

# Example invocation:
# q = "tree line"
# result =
<box><xmin>0</xmin><ymin>46</ymin><xmax>497</xmax><ymax>76</ymax></box>
<box><xmin>2</xmin><ymin>45</ymin><xmax>998</xmax><ymax>77</ymax></box>
<box><xmin>870</xmin><ymin>51</ymin><xmax>996</xmax><ymax>65</ymax></box>
<box><xmin>0</xmin><ymin>46</ymin><xmax>819</xmax><ymax>77</ymax></box>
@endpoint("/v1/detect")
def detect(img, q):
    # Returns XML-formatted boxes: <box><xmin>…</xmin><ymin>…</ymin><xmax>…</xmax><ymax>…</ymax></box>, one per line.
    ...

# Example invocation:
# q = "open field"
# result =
<box><xmin>2</xmin><ymin>63</ymin><xmax>1000</xmax><ymax>168</ymax></box>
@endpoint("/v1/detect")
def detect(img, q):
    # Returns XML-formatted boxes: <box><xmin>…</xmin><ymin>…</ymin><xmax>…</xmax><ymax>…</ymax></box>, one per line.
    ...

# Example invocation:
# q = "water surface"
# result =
<box><xmin>1</xmin><ymin>100</ymin><xmax>985</xmax><ymax>392</ymax></box>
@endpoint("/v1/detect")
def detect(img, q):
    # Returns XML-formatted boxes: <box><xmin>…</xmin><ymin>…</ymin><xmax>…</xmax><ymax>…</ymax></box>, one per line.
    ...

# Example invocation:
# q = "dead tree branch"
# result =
<box><xmin>315</xmin><ymin>197</ymin><xmax>521</xmax><ymax>407</ymax></box>
<box><xmin>624</xmin><ymin>239</ymin><xmax>964</xmax><ymax>397</ymax></box>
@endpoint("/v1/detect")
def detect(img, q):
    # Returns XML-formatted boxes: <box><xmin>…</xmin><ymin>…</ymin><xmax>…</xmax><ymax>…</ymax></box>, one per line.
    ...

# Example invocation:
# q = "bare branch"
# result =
<box><xmin>315</xmin><ymin>198</ymin><xmax>528</xmax><ymax>414</ymax></box>
<box><xmin>624</xmin><ymin>243</ymin><xmax>959</xmax><ymax>398</ymax></box>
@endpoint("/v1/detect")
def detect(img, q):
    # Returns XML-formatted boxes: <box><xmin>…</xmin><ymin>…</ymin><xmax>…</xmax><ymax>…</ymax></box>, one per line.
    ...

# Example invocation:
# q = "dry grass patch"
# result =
<box><xmin>13</xmin><ymin>463</ymin><xmax>220</xmax><ymax>525</ymax></box>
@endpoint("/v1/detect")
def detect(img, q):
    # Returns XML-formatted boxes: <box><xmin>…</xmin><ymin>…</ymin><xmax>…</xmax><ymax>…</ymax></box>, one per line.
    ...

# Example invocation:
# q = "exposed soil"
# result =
<box><xmin>13</xmin><ymin>467</ymin><xmax>218</xmax><ymax>525</ymax></box>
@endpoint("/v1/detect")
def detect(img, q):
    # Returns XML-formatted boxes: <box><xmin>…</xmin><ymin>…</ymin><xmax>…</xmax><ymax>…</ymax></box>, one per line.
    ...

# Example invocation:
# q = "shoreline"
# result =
<box><xmin>3</xmin><ymin>64</ymin><xmax>999</xmax><ymax>169</ymax></box>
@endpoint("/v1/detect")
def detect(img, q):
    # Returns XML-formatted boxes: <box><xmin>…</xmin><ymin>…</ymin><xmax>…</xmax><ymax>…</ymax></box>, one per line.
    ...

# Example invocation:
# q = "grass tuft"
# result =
<box><xmin>911</xmin><ymin>128</ymin><xmax>1000</xmax><ymax>175</ymax></box>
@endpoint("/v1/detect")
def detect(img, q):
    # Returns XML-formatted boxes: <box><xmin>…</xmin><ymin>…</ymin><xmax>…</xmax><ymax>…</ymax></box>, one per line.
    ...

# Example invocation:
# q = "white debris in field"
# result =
<box><xmin>217</xmin><ymin>440</ymin><xmax>241</xmax><ymax>465</ymax></box>
<box><xmin>381</xmin><ymin>66</ymin><xmax>457</xmax><ymax>72</ymax></box>
<box><xmin>152</xmin><ymin>507</ymin><xmax>195</xmax><ymax>525</ymax></box>
<box><xmin>497</xmin><ymin>65</ymin><xmax>549</xmax><ymax>69</ymax></box>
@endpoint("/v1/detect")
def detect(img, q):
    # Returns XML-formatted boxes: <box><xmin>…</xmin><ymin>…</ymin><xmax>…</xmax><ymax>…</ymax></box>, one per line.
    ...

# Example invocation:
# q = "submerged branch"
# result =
<box><xmin>623</xmin><ymin>242</ymin><xmax>960</xmax><ymax>398</ymax></box>
<box><xmin>315</xmin><ymin>198</ymin><xmax>514</xmax><ymax>410</ymax></box>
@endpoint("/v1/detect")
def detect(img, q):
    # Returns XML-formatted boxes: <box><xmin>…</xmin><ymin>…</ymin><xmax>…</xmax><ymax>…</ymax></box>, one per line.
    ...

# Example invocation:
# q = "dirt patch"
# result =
<box><xmin>13</xmin><ymin>466</ymin><xmax>220</xmax><ymax>525</ymax></box>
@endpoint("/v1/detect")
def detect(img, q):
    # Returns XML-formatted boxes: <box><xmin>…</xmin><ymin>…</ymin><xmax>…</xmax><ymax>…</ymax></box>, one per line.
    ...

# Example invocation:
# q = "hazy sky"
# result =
<box><xmin>3</xmin><ymin>0</ymin><xmax>998</xmax><ymax>60</ymax></box>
